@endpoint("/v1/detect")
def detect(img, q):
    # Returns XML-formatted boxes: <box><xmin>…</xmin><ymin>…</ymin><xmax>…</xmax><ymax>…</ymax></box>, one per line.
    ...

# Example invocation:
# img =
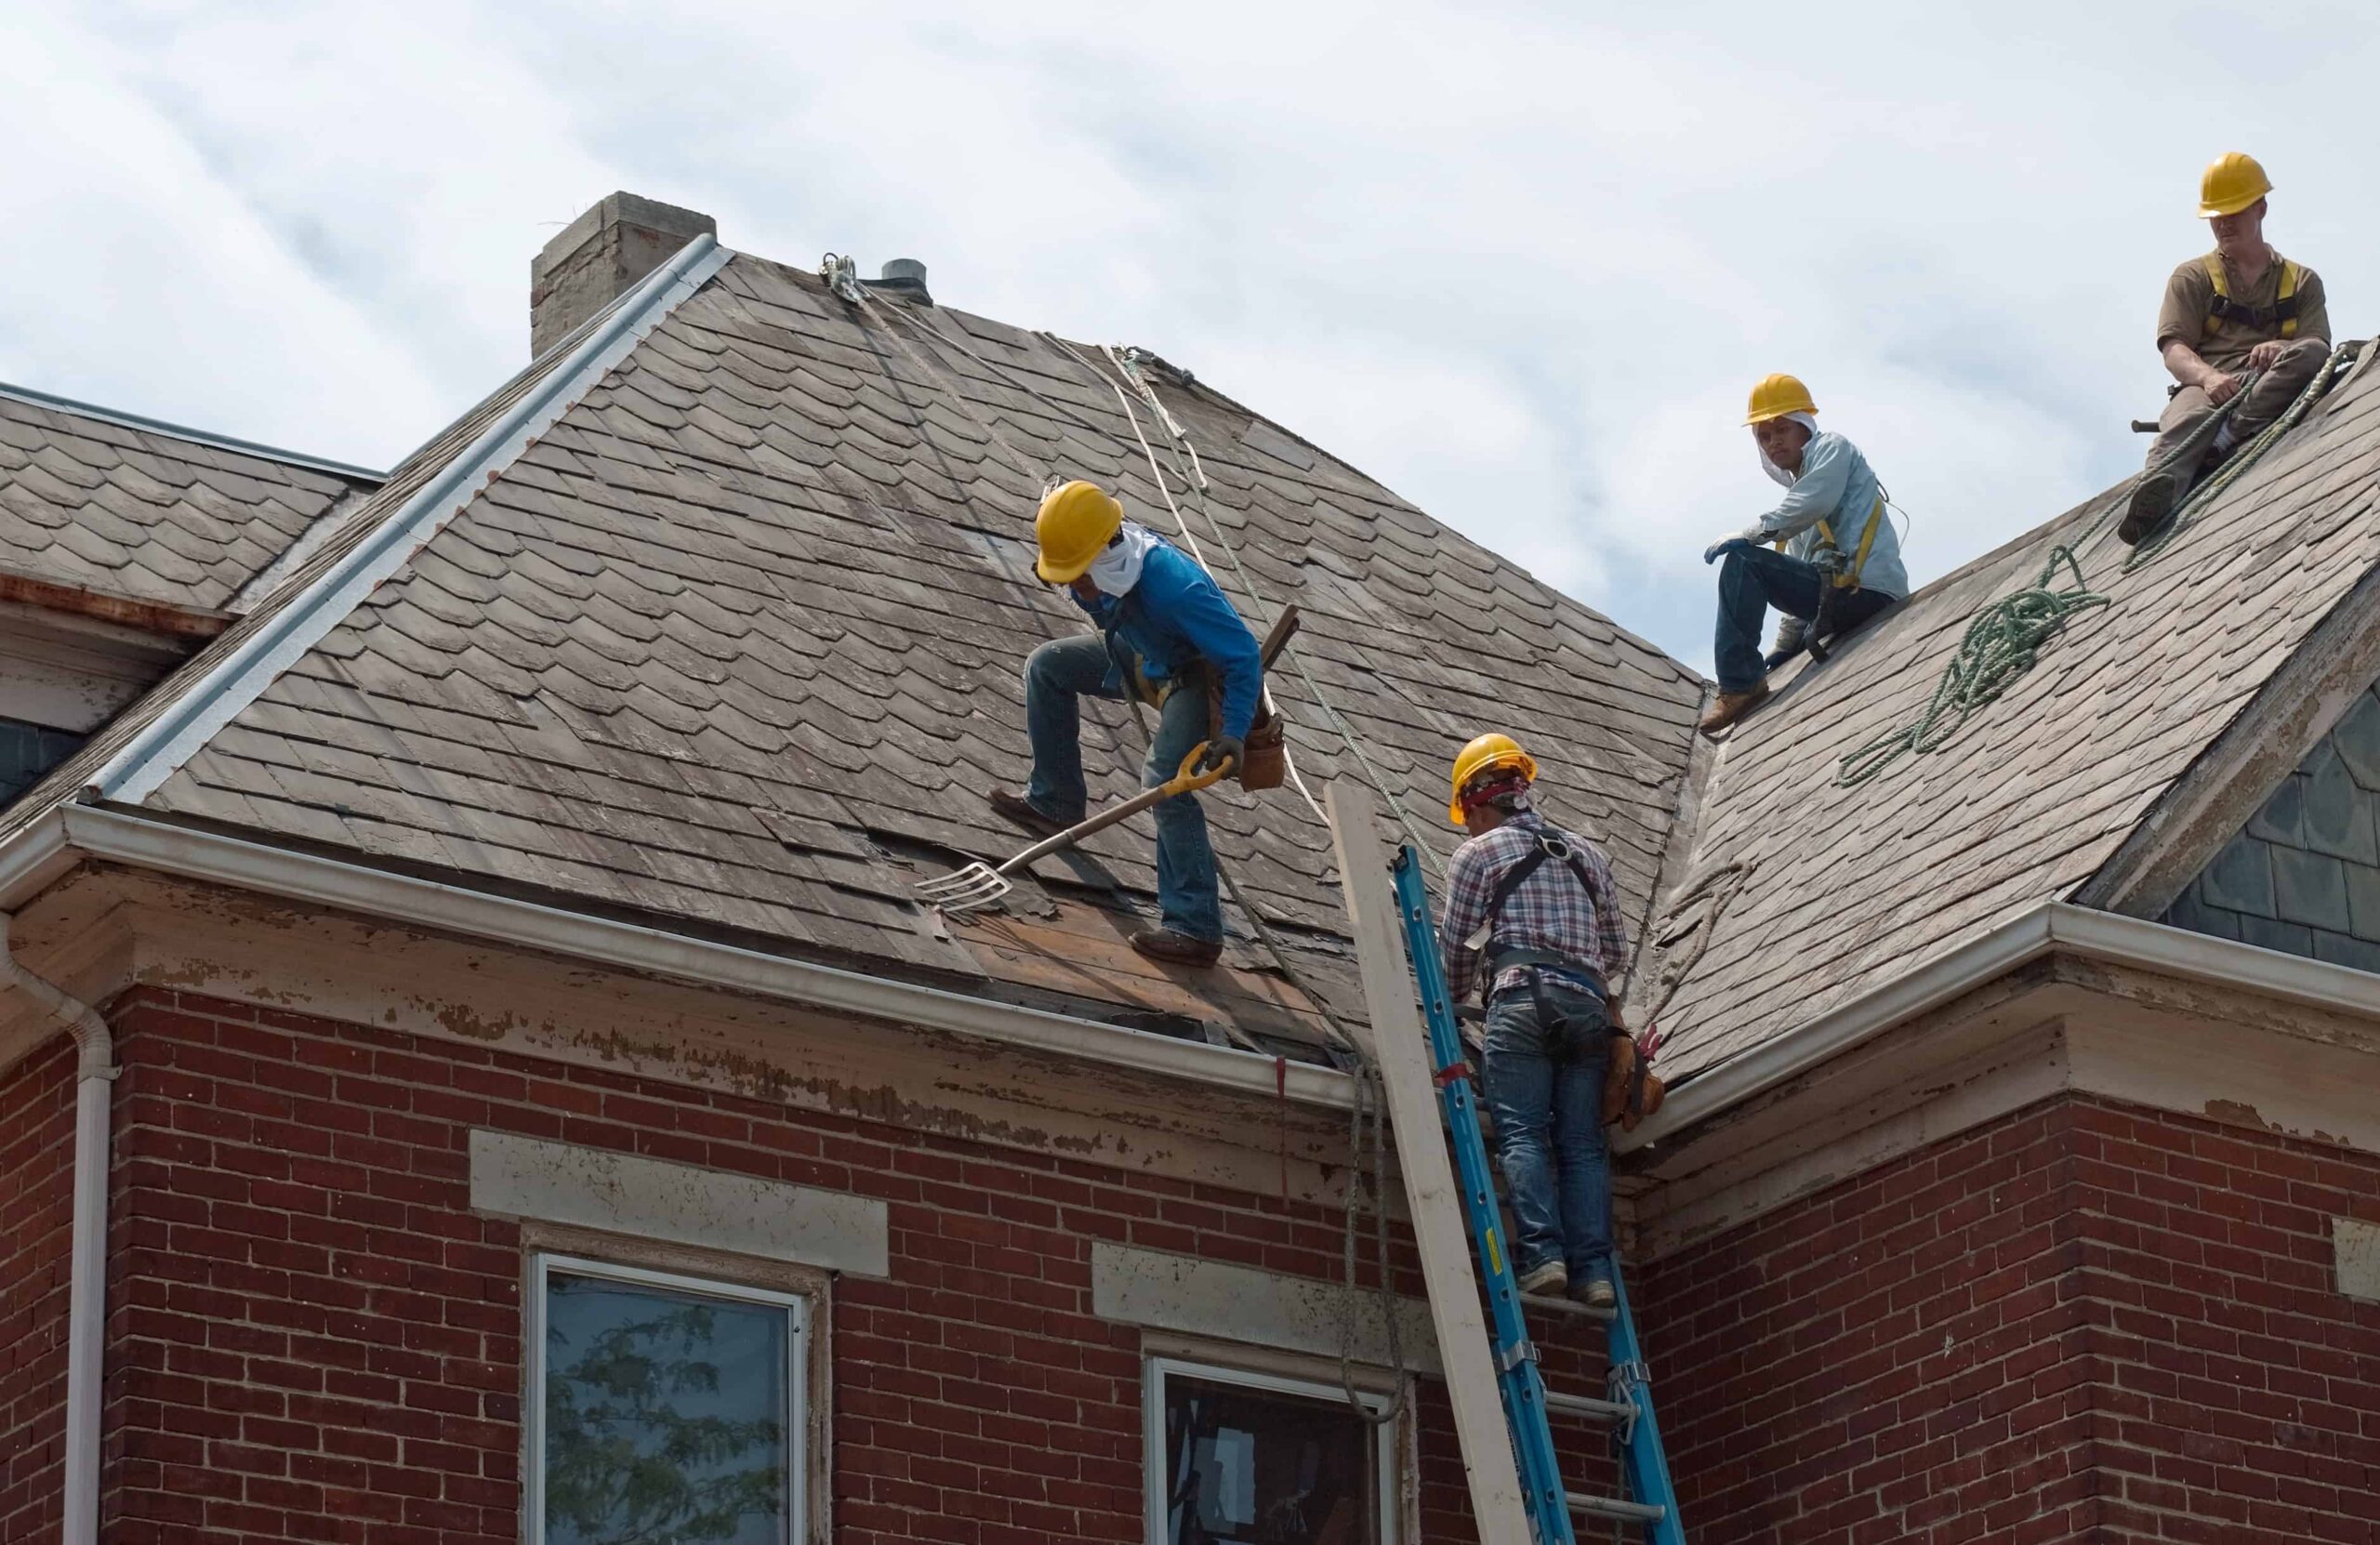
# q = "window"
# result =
<box><xmin>1146</xmin><ymin>1357</ymin><xmax>1397</xmax><ymax>1545</ymax></box>
<box><xmin>0</xmin><ymin>716</ymin><xmax>86</xmax><ymax>810</ymax></box>
<box><xmin>527</xmin><ymin>1255</ymin><xmax>807</xmax><ymax>1545</ymax></box>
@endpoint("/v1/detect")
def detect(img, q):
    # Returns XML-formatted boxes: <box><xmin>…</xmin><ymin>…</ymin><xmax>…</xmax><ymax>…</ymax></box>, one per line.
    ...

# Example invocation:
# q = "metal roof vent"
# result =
<box><xmin>870</xmin><ymin>258</ymin><xmax>931</xmax><ymax>304</ymax></box>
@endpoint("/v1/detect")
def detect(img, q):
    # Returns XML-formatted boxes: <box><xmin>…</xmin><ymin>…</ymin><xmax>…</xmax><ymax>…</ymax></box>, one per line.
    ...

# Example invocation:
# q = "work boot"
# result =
<box><xmin>987</xmin><ymin>789</ymin><xmax>1075</xmax><ymax>839</ymax></box>
<box><xmin>1571</xmin><ymin>1275</ymin><xmax>1616</xmax><ymax>1311</ymax></box>
<box><xmin>1517</xmin><ymin>1261</ymin><xmax>1568</xmax><ymax>1297</ymax></box>
<box><xmin>2119</xmin><ymin>469</ymin><xmax>2182</xmax><ymax>547</ymax></box>
<box><xmin>1131</xmin><ymin>929</ymin><xmax>1223</xmax><ymax>968</ymax></box>
<box><xmin>1698</xmin><ymin>681</ymin><xmax>1770</xmax><ymax>738</ymax></box>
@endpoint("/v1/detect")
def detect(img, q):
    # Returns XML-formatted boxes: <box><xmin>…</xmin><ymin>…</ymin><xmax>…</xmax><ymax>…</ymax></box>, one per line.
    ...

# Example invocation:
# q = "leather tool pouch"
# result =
<box><xmin>1238</xmin><ymin>702</ymin><xmax>1288</xmax><ymax>790</ymax></box>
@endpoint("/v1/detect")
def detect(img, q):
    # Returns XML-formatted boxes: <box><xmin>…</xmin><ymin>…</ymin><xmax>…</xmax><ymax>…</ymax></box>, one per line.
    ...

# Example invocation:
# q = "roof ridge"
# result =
<box><xmin>0</xmin><ymin>378</ymin><xmax>387</xmax><ymax>483</ymax></box>
<box><xmin>85</xmin><ymin>234</ymin><xmax>731</xmax><ymax>808</ymax></box>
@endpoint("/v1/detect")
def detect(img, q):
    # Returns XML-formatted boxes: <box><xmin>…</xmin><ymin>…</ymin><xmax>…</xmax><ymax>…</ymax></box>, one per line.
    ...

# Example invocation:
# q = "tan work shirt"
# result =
<box><xmin>2155</xmin><ymin>247</ymin><xmax>2330</xmax><ymax>372</ymax></box>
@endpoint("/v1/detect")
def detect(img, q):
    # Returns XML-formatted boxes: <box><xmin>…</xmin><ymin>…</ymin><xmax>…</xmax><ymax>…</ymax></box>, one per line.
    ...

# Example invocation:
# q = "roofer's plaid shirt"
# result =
<box><xmin>1438</xmin><ymin>809</ymin><xmax>1630</xmax><ymax>1006</ymax></box>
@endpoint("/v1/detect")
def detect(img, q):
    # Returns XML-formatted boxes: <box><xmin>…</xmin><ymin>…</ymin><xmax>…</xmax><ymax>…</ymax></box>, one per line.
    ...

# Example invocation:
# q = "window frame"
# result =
<box><xmin>1143</xmin><ymin>1354</ymin><xmax>1399</xmax><ymax>1545</ymax></box>
<box><xmin>525</xmin><ymin>1251</ymin><xmax>811</xmax><ymax>1545</ymax></box>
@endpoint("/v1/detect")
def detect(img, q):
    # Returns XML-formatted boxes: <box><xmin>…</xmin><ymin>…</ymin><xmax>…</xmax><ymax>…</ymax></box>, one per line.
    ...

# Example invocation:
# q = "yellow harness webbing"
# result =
<box><xmin>1798</xmin><ymin>495</ymin><xmax>1886</xmax><ymax>590</ymax></box>
<box><xmin>2204</xmin><ymin>253</ymin><xmax>2302</xmax><ymax>341</ymax></box>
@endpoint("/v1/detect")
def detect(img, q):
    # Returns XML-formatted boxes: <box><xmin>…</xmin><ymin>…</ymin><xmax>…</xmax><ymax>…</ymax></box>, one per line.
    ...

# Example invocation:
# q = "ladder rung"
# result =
<box><xmin>1521</xmin><ymin>1290</ymin><xmax>1615</xmax><ymax>1324</ymax></box>
<box><xmin>1567</xmin><ymin>1492</ymin><xmax>1667</xmax><ymax>1524</ymax></box>
<box><xmin>1542</xmin><ymin>1389</ymin><xmax>1631</xmax><ymax>1422</ymax></box>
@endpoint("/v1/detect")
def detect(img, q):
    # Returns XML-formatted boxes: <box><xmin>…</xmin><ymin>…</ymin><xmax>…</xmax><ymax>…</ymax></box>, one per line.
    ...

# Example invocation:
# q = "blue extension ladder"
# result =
<box><xmin>1389</xmin><ymin>843</ymin><xmax>1686</xmax><ymax>1545</ymax></box>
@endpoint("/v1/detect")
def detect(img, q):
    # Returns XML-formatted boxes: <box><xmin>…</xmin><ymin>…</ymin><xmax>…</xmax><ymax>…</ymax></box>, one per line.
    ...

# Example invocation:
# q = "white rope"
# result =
<box><xmin>1078</xmin><ymin>342</ymin><xmax>1452</xmax><ymax>884</ymax></box>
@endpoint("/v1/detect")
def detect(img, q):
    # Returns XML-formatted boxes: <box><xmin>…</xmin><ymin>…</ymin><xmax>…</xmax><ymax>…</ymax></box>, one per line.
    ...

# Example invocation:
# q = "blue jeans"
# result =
<box><xmin>1482</xmin><ymin>980</ymin><xmax>1612</xmax><ymax>1283</ymax></box>
<box><xmin>1713</xmin><ymin>544</ymin><xmax>1894</xmax><ymax>693</ymax></box>
<box><xmin>1020</xmin><ymin>634</ymin><xmax>1223</xmax><ymax>943</ymax></box>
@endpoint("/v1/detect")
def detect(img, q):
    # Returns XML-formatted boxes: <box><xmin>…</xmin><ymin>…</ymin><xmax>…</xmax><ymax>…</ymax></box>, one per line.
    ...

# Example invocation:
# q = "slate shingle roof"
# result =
<box><xmin>1650</xmin><ymin>346</ymin><xmax>2380</xmax><ymax>1080</ymax></box>
<box><xmin>28</xmin><ymin>243</ymin><xmax>2357</xmax><ymax>1086</ymax></box>
<box><xmin>0</xmin><ymin>388</ymin><xmax>378</xmax><ymax>614</ymax></box>
<box><xmin>75</xmin><ymin>253</ymin><xmax>1707</xmax><ymax>1057</ymax></box>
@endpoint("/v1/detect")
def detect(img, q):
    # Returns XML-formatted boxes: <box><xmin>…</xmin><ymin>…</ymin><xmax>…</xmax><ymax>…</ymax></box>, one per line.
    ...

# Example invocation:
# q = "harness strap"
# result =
<box><xmin>1461</xmin><ymin>831</ymin><xmax>1612</xmax><ymax>990</ymax></box>
<box><xmin>2204</xmin><ymin>254</ymin><xmax>2304</xmax><ymax>339</ymax></box>
<box><xmin>1807</xmin><ymin>495</ymin><xmax>1886</xmax><ymax>590</ymax></box>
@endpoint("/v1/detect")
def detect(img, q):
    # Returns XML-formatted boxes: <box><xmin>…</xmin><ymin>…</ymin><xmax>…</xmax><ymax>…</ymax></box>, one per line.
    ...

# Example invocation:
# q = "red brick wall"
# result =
<box><xmin>2068</xmin><ymin>1099</ymin><xmax>2380</xmax><ymax>1544</ymax></box>
<box><xmin>0</xmin><ymin>1035</ymin><xmax>77</xmax><ymax>1543</ymax></box>
<box><xmin>96</xmin><ymin>987</ymin><xmax>1448</xmax><ymax>1545</ymax></box>
<box><xmin>1639</xmin><ymin>1094</ymin><xmax>2380</xmax><ymax>1545</ymax></box>
<box><xmin>80</xmin><ymin>984</ymin><xmax>2380</xmax><ymax>1544</ymax></box>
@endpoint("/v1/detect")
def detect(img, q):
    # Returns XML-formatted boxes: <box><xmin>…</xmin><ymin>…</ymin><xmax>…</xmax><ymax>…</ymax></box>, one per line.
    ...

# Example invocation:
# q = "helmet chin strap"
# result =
<box><xmin>1462</xmin><ymin>773</ymin><xmax>1533</xmax><ymax>819</ymax></box>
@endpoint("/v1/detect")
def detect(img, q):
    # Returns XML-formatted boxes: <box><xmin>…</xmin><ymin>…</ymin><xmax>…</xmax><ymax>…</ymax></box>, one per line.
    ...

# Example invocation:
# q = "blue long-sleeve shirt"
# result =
<box><xmin>1073</xmin><ymin>538</ymin><xmax>1263</xmax><ymax>740</ymax></box>
<box><xmin>1755</xmin><ymin>431</ymin><xmax>1908</xmax><ymax>600</ymax></box>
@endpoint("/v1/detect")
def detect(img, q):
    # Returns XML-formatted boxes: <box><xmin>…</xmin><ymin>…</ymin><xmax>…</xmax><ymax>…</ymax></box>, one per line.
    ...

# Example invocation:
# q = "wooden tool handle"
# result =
<box><xmin>1259</xmin><ymin>603</ymin><xmax>1301</xmax><ymax>668</ymax></box>
<box><xmin>995</xmin><ymin>746</ymin><xmax>1234</xmax><ymax>877</ymax></box>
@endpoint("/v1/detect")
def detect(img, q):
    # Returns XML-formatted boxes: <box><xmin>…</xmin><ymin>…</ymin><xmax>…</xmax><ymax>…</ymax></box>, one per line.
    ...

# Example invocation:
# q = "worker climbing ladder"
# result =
<box><xmin>1329</xmin><ymin>782</ymin><xmax>1685</xmax><ymax>1545</ymax></box>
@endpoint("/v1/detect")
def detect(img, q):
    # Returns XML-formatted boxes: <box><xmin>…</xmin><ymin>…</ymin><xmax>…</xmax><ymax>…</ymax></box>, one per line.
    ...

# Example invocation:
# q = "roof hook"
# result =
<box><xmin>819</xmin><ymin>253</ymin><xmax>865</xmax><ymax>306</ymax></box>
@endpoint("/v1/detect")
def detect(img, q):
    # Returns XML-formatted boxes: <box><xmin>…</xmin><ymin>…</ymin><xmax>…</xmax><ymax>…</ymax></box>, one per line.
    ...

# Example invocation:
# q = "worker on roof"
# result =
<box><xmin>2122</xmin><ymin>152</ymin><xmax>2332</xmax><ymax>545</ymax></box>
<box><xmin>1436</xmin><ymin>733</ymin><xmax>1631</xmax><ymax>1309</ymax></box>
<box><xmin>1698</xmin><ymin>374</ymin><xmax>1909</xmax><ymax>736</ymax></box>
<box><xmin>990</xmin><ymin>480</ymin><xmax>1261</xmax><ymax>969</ymax></box>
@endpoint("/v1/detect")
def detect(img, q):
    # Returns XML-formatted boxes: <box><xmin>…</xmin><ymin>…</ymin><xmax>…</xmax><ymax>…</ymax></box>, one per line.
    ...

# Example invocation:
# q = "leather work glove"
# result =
<box><xmin>1198</xmin><ymin>736</ymin><xmax>1245</xmax><ymax>776</ymax></box>
<box><xmin>1703</xmin><ymin>526</ymin><xmax>1766</xmax><ymax>564</ymax></box>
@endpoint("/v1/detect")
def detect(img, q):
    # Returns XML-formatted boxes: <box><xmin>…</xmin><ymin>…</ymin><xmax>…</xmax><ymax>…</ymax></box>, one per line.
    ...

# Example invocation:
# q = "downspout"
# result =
<box><xmin>0</xmin><ymin>913</ymin><xmax>113</xmax><ymax>1545</ymax></box>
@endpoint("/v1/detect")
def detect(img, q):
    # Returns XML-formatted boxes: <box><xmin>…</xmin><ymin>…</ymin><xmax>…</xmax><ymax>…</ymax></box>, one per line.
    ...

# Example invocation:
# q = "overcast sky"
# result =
<box><xmin>3</xmin><ymin>1</ymin><xmax>2373</xmax><ymax>672</ymax></box>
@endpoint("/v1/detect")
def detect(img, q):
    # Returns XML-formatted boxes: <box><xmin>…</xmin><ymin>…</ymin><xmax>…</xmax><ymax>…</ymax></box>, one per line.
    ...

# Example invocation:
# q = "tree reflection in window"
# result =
<box><xmin>1162</xmin><ymin>1374</ymin><xmax>1379</xmax><ymax>1545</ymax></box>
<box><xmin>542</xmin><ymin>1271</ymin><xmax>791</xmax><ymax>1545</ymax></box>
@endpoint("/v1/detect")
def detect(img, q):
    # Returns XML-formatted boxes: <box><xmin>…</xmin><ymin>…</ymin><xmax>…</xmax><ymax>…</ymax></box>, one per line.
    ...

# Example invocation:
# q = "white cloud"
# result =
<box><xmin>4</xmin><ymin>0</ymin><xmax>2374</xmax><ymax>668</ymax></box>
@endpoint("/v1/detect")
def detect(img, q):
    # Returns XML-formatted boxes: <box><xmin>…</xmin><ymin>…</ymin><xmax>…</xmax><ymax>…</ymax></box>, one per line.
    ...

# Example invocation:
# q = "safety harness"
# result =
<box><xmin>1771</xmin><ymin>492</ymin><xmax>1887</xmax><ymax>662</ymax></box>
<box><xmin>2204</xmin><ymin>252</ymin><xmax>2303</xmax><ymax>340</ymax></box>
<box><xmin>1773</xmin><ymin>493</ymin><xmax>1885</xmax><ymax>592</ymax></box>
<box><xmin>1461</xmin><ymin>827</ymin><xmax>1659</xmax><ymax>1126</ymax></box>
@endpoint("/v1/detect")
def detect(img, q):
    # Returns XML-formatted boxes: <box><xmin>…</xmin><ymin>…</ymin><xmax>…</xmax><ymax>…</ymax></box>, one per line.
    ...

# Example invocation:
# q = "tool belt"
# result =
<box><xmin>1483</xmin><ymin>950</ymin><xmax>1664</xmax><ymax>1128</ymax></box>
<box><xmin>1118</xmin><ymin>645</ymin><xmax>1289</xmax><ymax>794</ymax></box>
<box><xmin>1486</xmin><ymin>946</ymin><xmax>1606</xmax><ymax>1063</ymax></box>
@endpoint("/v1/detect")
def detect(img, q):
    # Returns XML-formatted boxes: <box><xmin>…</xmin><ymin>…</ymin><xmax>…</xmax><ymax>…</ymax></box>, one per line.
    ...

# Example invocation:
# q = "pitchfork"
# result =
<box><xmin>915</xmin><ymin>743</ymin><xmax>1236</xmax><ymax>915</ymax></box>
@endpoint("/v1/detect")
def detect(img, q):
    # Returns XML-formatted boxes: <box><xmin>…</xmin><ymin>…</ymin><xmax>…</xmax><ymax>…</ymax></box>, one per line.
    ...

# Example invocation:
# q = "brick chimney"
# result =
<box><xmin>530</xmin><ymin>192</ymin><xmax>717</xmax><ymax>357</ymax></box>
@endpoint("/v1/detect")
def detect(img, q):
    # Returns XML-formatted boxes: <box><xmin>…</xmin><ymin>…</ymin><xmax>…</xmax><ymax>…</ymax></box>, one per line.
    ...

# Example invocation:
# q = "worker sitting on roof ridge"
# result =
<box><xmin>2122</xmin><ymin>152</ymin><xmax>2332</xmax><ymax>546</ymax></box>
<box><xmin>1698</xmin><ymin>374</ymin><xmax>1909</xmax><ymax>736</ymax></box>
<box><xmin>990</xmin><ymin>479</ymin><xmax>1260</xmax><ymax>970</ymax></box>
<box><xmin>1436</xmin><ymin>733</ymin><xmax>1631</xmax><ymax>1309</ymax></box>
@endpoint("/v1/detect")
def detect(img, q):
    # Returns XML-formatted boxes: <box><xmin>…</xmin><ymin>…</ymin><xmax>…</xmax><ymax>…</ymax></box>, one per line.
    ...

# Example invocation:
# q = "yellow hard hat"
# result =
<box><xmin>2199</xmin><ymin>152</ymin><xmax>2272</xmax><ymax>218</ymax></box>
<box><xmin>1449</xmin><ymin>733</ymin><xmax>1539</xmax><ymax>823</ymax></box>
<box><xmin>1743</xmin><ymin>373</ymin><xmax>1818</xmax><ymax>426</ymax></box>
<box><xmin>1034</xmin><ymin>480</ymin><xmax>1125</xmax><ymax>584</ymax></box>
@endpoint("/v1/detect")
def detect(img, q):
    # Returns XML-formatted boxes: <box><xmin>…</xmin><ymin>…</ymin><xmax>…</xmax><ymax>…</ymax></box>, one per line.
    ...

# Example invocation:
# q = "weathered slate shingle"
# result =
<box><xmin>0</xmin><ymin>390</ymin><xmax>376</xmax><ymax>612</ymax></box>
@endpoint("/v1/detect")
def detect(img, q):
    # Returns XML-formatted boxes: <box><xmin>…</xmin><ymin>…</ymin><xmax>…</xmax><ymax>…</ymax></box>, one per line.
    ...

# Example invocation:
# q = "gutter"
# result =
<box><xmin>1621</xmin><ymin>900</ymin><xmax>2380</xmax><ymax>1151</ymax></box>
<box><xmin>84</xmin><ymin>233</ymin><xmax>732</xmax><ymax>808</ymax></box>
<box><xmin>0</xmin><ymin>911</ymin><xmax>113</xmax><ymax>1545</ymax></box>
<box><xmin>26</xmin><ymin>805</ymin><xmax>1355</xmax><ymax>1111</ymax></box>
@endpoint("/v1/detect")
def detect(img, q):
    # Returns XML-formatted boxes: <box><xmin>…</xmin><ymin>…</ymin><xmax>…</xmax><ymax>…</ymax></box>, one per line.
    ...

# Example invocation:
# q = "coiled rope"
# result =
<box><xmin>1835</xmin><ymin>343</ymin><xmax>2356</xmax><ymax>787</ymax></box>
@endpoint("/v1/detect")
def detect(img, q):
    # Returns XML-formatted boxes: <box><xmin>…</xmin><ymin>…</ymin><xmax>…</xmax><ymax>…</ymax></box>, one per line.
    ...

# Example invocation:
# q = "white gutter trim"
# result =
<box><xmin>86</xmin><ymin>234</ymin><xmax>732</xmax><ymax>807</ymax></box>
<box><xmin>2040</xmin><ymin>901</ymin><xmax>2380</xmax><ymax>1017</ymax></box>
<box><xmin>0</xmin><ymin>911</ymin><xmax>113</xmax><ymax>1545</ymax></box>
<box><xmin>0</xmin><ymin>807</ymin><xmax>72</xmax><ymax>907</ymax></box>
<box><xmin>52</xmin><ymin>805</ymin><xmax>1356</xmax><ymax>1110</ymax></box>
<box><xmin>1624</xmin><ymin>900</ymin><xmax>2380</xmax><ymax>1150</ymax></box>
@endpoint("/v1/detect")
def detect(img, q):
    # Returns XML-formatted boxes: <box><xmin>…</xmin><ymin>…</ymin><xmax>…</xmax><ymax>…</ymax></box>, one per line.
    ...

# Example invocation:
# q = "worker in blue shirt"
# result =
<box><xmin>990</xmin><ymin>480</ymin><xmax>1260</xmax><ymax>967</ymax></box>
<box><xmin>1699</xmin><ymin>374</ymin><xmax>1908</xmax><ymax>736</ymax></box>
